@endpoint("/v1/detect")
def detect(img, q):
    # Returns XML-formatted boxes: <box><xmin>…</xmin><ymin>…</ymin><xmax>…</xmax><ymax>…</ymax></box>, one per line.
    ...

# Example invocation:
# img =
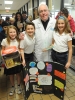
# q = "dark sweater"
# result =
<box><xmin>41</xmin><ymin>18</ymin><xmax>49</xmax><ymax>30</ymax></box>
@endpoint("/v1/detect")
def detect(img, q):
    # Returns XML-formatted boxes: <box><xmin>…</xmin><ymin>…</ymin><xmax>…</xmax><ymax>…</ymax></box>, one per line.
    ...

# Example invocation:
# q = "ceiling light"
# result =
<box><xmin>64</xmin><ymin>3</ymin><xmax>71</xmax><ymax>6</ymax></box>
<box><xmin>39</xmin><ymin>2</ymin><xmax>46</xmax><ymax>5</ymax></box>
<box><xmin>5</xmin><ymin>7</ymin><xmax>10</xmax><ymax>9</ymax></box>
<box><xmin>5</xmin><ymin>1</ymin><xmax>13</xmax><ymax>4</ymax></box>
<box><xmin>66</xmin><ymin>7</ymin><xmax>72</xmax><ymax>8</ymax></box>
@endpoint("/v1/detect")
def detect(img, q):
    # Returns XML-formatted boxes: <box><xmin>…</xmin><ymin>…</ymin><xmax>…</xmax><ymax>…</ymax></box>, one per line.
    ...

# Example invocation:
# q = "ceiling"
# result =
<box><xmin>0</xmin><ymin>0</ymin><xmax>75</xmax><ymax>11</ymax></box>
<box><xmin>0</xmin><ymin>0</ymin><xmax>29</xmax><ymax>10</ymax></box>
<box><xmin>64</xmin><ymin>0</ymin><xmax>75</xmax><ymax>9</ymax></box>
<box><xmin>52</xmin><ymin>0</ymin><xmax>75</xmax><ymax>10</ymax></box>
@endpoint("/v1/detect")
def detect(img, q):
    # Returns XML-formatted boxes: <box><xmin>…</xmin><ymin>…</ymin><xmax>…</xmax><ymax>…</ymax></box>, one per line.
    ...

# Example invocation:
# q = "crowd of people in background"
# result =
<box><xmin>0</xmin><ymin>11</ymin><xmax>33</xmax><ymax>43</ymax></box>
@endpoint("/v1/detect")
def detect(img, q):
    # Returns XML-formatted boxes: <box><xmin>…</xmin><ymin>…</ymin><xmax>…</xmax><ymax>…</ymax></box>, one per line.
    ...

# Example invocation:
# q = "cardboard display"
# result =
<box><xmin>2</xmin><ymin>46</ymin><xmax>21</xmax><ymax>69</ymax></box>
<box><xmin>23</xmin><ymin>61</ymin><xmax>66</xmax><ymax>100</ymax></box>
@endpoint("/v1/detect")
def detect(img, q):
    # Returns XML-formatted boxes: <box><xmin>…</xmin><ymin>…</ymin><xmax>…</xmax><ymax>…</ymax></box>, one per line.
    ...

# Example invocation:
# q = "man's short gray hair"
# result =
<box><xmin>38</xmin><ymin>4</ymin><xmax>49</xmax><ymax>13</ymax></box>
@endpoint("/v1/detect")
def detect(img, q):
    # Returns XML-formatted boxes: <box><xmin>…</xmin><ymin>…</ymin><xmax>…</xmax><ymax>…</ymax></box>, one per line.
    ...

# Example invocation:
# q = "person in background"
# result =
<box><xmin>1</xmin><ymin>18</ymin><xmax>4</xmax><ymax>23</ymax></box>
<box><xmin>0</xmin><ymin>18</ymin><xmax>3</xmax><ymax>33</ymax></box>
<box><xmin>55</xmin><ymin>12</ymin><xmax>61</xmax><ymax>19</ymax></box>
<box><xmin>5</xmin><ymin>16</ymin><xmax>10</xmax><ymax>25</ymax></box>
<box><xmin>0</xmin><ymin>21</ymin><xmax>9</xmax><ymax>43</ymax></box>
<box><xmin>0</xmin><ymin>18</ymin><xmax>3</xmax><ymax>46</ymax></box>
<box><xmin>22</xmin><ymin>11</ymin><xmax>29</xmax><ymax>23</ymax></box>
<box><xmin>22</xmin><ymin>11</ymin><xmax>29</xmax><ymax>31</ymax></box>
<box><xmin>60</xmin><ymin>8</ymin><xmax>75</xmax><ymax>34</ymax></box>
<box><xmin>20</xmin><ymin>22</ymin><xmax>35</xmax><ymax>67</ymax></box>
<box><xmin>10</xmin><ymin>18</ymin><xmax>15</xmax><ymax>25</ymax></box>
<box><xmin>28</xmin><ymin>15</ymin><xmax>33</xmax><ymax>22</ymax></box>
<box><xmin>12</xmin><ymin>13</ymin><xmax>16</xmax><ymax>19</ymax></box>
<box><xmin>14</xmin><ymin>12</ymin><xmax>24</xmax><ymax>32</ymax></box>
<box><xmin>1</xmin><ymin>25</ymin><xmax>22</xmax><ymax>95</ymax></box>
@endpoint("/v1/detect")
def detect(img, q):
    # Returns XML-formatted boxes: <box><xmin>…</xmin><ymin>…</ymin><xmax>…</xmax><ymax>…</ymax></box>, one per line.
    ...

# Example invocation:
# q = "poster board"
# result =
<box><xmin>23</xmin><ymin>61</ymin><xmax>66</xmax><ymax>100</ymax></box>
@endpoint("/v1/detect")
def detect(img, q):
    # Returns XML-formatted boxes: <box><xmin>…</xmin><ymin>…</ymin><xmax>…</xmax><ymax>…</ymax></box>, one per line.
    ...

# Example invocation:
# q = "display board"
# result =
<box><xmin>23</xmin><ymin>61</ymin><xmax>66</xmax><ymax>100</ymax></box>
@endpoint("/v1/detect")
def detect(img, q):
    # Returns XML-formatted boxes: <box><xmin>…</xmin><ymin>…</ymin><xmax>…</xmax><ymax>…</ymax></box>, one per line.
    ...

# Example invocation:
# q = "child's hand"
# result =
<box><xmin>20</xmin><ymin>23</ymin><xmax>23</xmax><ymax>28</ymax></box>
<box><xmin>42</xmin><ymin>48</ymin><xmax>47</xmax><ymax>52</ymax></box>
<box><xmin>65</xmin><ymin>62</ymin><xmax>70</xmax><ymax>69</ymax></box>
<box><xmin>18</xmin><ymin>23</ymin><xmax>23</xmax><ymax>28</ymax></box>
<box><xmin>42</xmin><ymin>45</ymin><xmax>53</xmax><ymax>52</ymax></box>
<box><xmin>22</xmin><ymin>60</ymin><xmax>26</xmax><ymax>67</ymax></box>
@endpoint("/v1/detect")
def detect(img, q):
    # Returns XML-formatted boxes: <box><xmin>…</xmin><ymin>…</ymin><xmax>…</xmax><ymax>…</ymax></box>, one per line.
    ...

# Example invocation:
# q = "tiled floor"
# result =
<box><xmin>0</xmin><ymin>67</ymin><xmax>75</xmax><ymax>100</ymax></box>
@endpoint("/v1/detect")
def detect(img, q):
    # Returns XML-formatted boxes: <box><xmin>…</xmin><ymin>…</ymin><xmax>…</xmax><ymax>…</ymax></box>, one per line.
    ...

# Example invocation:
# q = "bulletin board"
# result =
<box><xmin>23</xmin><ymin>61</ymin><xmax>66</xmax><ymax>100</ymax></box>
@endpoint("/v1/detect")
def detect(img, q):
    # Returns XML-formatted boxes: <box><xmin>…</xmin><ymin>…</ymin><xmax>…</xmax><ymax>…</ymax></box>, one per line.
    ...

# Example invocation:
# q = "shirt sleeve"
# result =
<box><xmin>67</xmin><ymin>34</ymin><xmax>72</xmax><ymax>41</ymax></box>
<box><xmin>69</xmin><ymin>17</ymin><xmax>75</xmax><ymax>33</ymax></box>
<box><xmin>52</xmin><ymin>31</ymin><xmax>55</xmax><ymax>39</ymax></box>
<box><xmin>1</xmin><ymin>39</ymin><xmax>6</xmax><ymax>46</ymax></box>
<box><xmin>20</xmin><ymin>39</ymin><xmax>26</xmax><ymax>49</ymax></box>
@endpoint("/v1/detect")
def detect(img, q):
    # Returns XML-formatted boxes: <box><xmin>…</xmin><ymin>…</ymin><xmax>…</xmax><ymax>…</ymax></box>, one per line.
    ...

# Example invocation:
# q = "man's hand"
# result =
<box><xmin>19</xmin><ymin>33</ymin><xmax>25</xmax><ymax>40</ymax></box>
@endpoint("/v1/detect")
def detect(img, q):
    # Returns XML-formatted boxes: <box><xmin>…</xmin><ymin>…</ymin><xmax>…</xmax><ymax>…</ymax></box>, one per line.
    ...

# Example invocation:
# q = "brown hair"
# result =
<box><xmin>25</xmin><ymin>22</ymin><xmax>35</xmax><ymax>30</ymax></box>
<box><xmin>61</xmin><ymin>8</ymin><xmax>69</xmax><ymax>18</ymax></box>
<box><xmin>54</xmin><ymin>16</ymin><xmax>71</xmax><ymax>34</ymax></box>
<box><xmin>6</xmin><ymin>25</ymin><xmax>20</xmax><ymax>44</ymax></box>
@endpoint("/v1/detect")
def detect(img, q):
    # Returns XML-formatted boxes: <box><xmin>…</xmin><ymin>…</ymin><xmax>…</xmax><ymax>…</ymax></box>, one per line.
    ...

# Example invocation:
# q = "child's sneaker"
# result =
<box><xmin>9</xmin><ymin>86</ymin><xmax>15</xmax><ymax>96</ymax></box>
<box><xmin>17</xmin><ymin>85</ymin><xmax>22</xmax><ymax>94</ymax></box>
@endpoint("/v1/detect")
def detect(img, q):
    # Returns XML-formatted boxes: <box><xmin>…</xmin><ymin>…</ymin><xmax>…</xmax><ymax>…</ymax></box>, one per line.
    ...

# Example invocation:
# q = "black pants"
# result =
<box><xmin>22</xmin><ymin>53</ymin><xmax>34</xmax><ymax>77</ymax></box>
<box><xmin>24</xmin><ymin>53</ymin><xmax>34</xmax><ymax>64</ymax></box>
<box><xmin>51</xmin><ymin>49</ymin><xmax>68</xmax><ymax>86</ymax></box>
<box><xmin>51</xmin><ymin>49</ymin><xmax>68</xmax><ymax>66</ymax></box>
